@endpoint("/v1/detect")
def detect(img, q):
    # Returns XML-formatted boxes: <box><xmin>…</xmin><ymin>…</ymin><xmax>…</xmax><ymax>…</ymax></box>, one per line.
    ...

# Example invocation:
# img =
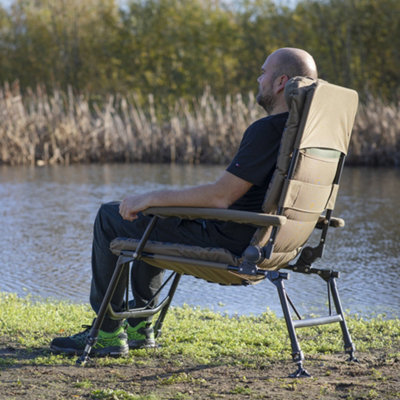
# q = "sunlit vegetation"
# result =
<box><xmin>1</xmin><ymin>0</ymin><xmax>399</xmax><ymax>101</ymax></box>
<box><xmin>1</xmin><ymin>83</ymin><xmax>399</xmax><ymax>166</ymax></box>
<box><xmin>0</xmin><ymin>0</ymin><xmax>399</xmax><ymax>166</ymax></box>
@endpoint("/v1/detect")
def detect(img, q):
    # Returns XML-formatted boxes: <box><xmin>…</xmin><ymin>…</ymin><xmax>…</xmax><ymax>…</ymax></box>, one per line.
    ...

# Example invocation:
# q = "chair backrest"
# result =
<box><xmin>252</xmin><ymin>77</ymin><xmax>359</xmax><ymax>270</ymax></box>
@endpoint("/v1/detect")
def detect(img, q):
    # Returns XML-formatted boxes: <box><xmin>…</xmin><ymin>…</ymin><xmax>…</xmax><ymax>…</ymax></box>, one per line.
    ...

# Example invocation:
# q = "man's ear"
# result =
<box><xmin>275</xmin><ymin>74</ymin><xmax>289</xmax><ymax>94</ymax></box>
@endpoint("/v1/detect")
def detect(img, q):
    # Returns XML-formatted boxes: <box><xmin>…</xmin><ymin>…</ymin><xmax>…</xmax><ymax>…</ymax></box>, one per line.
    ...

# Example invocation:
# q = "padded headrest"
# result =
<box><xmin>284</xmin><ymin>76</ymin><xmax>316</xmax><ymax>108</ymax></box>
<box><xmin>285</xmin><ymin>77</ymin><xmax>359</xmax><ymax>154</ymax></box>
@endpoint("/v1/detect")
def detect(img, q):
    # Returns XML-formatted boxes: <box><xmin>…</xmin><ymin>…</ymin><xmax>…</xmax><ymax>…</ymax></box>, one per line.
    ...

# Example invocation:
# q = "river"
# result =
<box><xmin>1</xmin><ymin>164</ymin><xmax>399</xmax><ymax>318</ymax></box>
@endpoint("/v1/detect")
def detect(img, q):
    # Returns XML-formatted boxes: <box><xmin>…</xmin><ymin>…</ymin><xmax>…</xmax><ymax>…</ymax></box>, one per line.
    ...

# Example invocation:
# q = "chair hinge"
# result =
<box><xmin>238</xmin><ymin>261</ymin><xmax>258</xmax><ymax>275</ymax></box>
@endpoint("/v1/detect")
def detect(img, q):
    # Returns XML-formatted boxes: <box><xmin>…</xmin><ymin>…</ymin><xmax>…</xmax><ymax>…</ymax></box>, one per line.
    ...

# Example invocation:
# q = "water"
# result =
<box><xmin>1</xmin><ymin>164</ymin><xmax>399</xmax><ymax>318</ymax></box>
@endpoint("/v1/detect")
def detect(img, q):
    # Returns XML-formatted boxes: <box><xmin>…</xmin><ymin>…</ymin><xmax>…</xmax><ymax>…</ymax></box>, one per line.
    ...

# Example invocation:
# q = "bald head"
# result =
<box><xmin>268</xmin><ymin>47</ymin><xmax>318</xmax><ymax>80</ymax></box>
<box><xmin>256</xmin><ymin>48</ymin><xmax>318</xmax><ymax>114</ymax></box>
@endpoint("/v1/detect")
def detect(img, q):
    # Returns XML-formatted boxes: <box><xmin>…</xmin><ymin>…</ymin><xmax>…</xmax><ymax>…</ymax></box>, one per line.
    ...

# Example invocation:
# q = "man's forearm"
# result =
<box><xmin>119</xmin><ymin>171</ymin><xmax>252</xmax><ymax>221</ymax></box>
<box><xmin>147</xmin><ymin>184</ymin><xmax>229</xmax><ymax>209</ymax></box>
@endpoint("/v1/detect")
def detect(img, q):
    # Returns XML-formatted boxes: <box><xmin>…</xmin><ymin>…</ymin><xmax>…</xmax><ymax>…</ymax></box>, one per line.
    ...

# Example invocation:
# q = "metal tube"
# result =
<box><xmin>329</xmin><ymin>278</ymin><xmax>356</xmax><ymax>356</ymax></box>
<box><xmin>293</xmin><ymin>315</ymin><xmax>343</xmax><ymax>329</ymax></box>
<box><xmin>106</xmin><ymin>294</ymin><xmax>172</xmax><ymax>320</ymax></box>
<box><xmin>153</xmin><ymin>273</ymin><xmax>182</xmax><ymax>338</ymax></box>
<box><xmin>269</xmin><ymin>272</ymin><xmax>304</xmax><ymax>363</ymax></box>
<box><xmin>77</xmin><ymin>216</ymin><xmax>160</xmax><ymax>365</ymax></box>
<box><xmin>76</xmin><ymin>255</ymin><xmax>131</xmax><ymax>365</ymax></box>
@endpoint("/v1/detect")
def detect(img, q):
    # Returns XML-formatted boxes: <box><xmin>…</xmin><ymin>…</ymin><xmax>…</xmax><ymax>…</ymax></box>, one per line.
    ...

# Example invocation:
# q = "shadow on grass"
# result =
<box><xmin>0</xmin><ymin>344</ymin><xmax>71</xmax><ymax>368</ymax></box>
<box><xmin>0</xmin><ymin>344</ymin><xmax>226</xmax><ymax>378</ymax></box>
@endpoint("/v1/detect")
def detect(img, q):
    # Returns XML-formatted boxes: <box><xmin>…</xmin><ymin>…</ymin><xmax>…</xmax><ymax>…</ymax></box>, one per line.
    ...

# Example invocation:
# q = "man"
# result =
<box><xmin>50</xmin><ymin>47</ymin><xmax>318</xmax><ymax>356</ymax></box>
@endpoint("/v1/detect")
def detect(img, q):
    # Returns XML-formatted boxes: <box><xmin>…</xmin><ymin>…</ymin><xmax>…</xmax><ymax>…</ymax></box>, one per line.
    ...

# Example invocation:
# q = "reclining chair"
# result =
<box><xmin>77</xmin><ymin>77</ymin><xmax>359</xmax><ymax>377</ymax></box>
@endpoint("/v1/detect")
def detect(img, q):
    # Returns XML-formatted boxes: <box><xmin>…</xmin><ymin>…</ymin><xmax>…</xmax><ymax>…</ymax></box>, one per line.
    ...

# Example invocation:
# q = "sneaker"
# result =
<box><xmin>124</xmin><ymin>320</ymin><xmax>157</xmax><ymax>349</ymax></box>
<box><xmin>50</xmin><ymin>324</ymin><xmax>129</xmax><ymax>357</ymax></box>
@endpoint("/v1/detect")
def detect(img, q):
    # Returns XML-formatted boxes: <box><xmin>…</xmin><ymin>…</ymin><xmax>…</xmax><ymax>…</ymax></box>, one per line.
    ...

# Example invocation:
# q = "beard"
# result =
<box><xmin>256</xmin><ymin>90</ymin><xmax>276</xmax><ymax>114</ymax></box>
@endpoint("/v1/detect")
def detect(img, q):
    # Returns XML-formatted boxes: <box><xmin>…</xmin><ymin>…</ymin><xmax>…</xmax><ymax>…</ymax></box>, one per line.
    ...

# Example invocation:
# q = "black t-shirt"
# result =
<box><xmin>226</xmin><ymin>112</ymin><xmax>288</xmax><ymax>212</ymax></box>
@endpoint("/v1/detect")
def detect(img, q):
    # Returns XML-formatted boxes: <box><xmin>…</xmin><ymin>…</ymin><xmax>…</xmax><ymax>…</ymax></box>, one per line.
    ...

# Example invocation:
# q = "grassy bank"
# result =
<box><xmin>1</xmin><ymin>292</ymin><xmax>400</xmax><ymax>365</ymax></box>
<box><xmin>1</xmin><ymin>292</ymin><xmax>400</xmax><ymax>399</ymax></box>
<box><xmin>1</xmin><ymin>84</ymin><xmax>399</xmax><ymax>167</ymax></box>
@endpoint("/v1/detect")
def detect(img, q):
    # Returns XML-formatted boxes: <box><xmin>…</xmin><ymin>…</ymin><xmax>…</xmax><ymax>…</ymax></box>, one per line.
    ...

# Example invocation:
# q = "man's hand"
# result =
<box><xmin>119</xmin><ymin>193</ymin><xmax>150</xmax><ymax>221</ymax></box>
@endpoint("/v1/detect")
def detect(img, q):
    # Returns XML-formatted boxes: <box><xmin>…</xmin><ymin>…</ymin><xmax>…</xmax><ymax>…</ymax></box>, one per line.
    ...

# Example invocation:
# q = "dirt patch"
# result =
<box><xmin>1</xmin><ymin>345</ymin><xmax>399</xmax><ymax>400</ymax></box>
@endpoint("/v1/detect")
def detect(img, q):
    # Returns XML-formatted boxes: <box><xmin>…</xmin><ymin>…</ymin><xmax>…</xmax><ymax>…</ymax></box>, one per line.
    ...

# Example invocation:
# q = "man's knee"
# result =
<box><xmin>96</xmin><ymin>201</ymin><xmax>120</xmax><ymax>220</ymax></box>
<box><xmin>94</xmin><ymin>201</ymin><xmax>122</xmax><ymax>236</ymax></box>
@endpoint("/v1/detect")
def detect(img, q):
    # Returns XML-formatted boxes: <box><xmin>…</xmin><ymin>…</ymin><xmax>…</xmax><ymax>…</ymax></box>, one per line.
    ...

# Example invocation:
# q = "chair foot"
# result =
<box><xmin>346</xmin><ymin>352</ymin><xmax>359</xmax><ymax>363</ymax></box>
<box><xmin>76</xmin><ymin>345</ymin><xmax>93</xmax><ymax>366</ymax></box>
<box><xmin>76</xmin><ymin>351</ymin><xmax>91</xmax><ymax>366</ymax></box>
<box><xmin>76</xmin><ymin>336</ymin><xmax>97</xmax><ymax>366</ymax></box>
<box><xmin>289</xmin><ymin>362</ymin><xmax>311</xmax><ymax>378</ymax></box>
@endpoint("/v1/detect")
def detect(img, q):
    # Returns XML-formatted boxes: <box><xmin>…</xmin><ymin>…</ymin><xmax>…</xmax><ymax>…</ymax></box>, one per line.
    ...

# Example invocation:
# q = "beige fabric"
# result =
<box><xmin>262</xmin><ymin>77</ymin><xmax>317</xmax><ymax>213</ymax></box>
<box><xmin>250</xmin><ymin>77</ymin><xmax>358</xmax><ymax>271</ymax></box>
<box><xmin>111</xmin><ymin>238</ymin><xmax>238</xmax><ymax>264</ymax></box>
<box><xmin>299</xmin><ymin>82</ymin><xmax>358</xmax><ymax>154</ymax></box>
<box><xmin>263</xmin><ymin>78</ymin><xmax>357</xmax><ymax>213</ymax></box>
<box><xmin>140</xmin><ymin>256</ymin><xmax>264</xmax><ymax>285</ymax></box>
<box><xmin>110</xmin><ymin>238</ymin><xmax>264</xmax><ymax>285</ymax></box>
<box><xmin>326</xmin><ymin>184</ymin><xmax>339</xmax><ymax>210</ymax></box>
<box><xmin>251</xmin><ymin>145</ymin><xmax>340</xmax><ymax>249</ymax></box>
<box><xmin>282</xmin><ymin>180</ymin><xmax>335</xmax><ymax>213</ymax></box>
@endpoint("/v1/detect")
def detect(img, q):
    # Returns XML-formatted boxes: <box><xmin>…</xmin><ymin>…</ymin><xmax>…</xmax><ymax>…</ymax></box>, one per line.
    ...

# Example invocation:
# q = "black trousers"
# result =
<box><xmin>90</xmin><ymin>202</ymin><xmax>256</xmax><ymax>331</ymax></box>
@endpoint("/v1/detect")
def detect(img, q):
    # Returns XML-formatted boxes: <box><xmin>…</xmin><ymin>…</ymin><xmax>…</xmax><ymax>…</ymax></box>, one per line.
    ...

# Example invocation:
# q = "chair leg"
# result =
<box><xmin>77</xmin><ymin>255</ymin><xmax>131</xmax><ymax>365</ymax></box>
<box><xmin>267</xmin><ymin>271</ymin><xmax>311</xmax><ymax>378</ymax></box>
<box><xmin>153</xmin><ymin>272</ymin><xmax>182</xmax><ymax>338</ymax></box>
<box><xmin>76</xmin><ymin>264</ymin><xmax>182</xmax><ymax>365</ymax></box>
<box><xmin>329</xmin><ymin>277</ymin><xmax>357</xmax><ymax>361</ymax></box>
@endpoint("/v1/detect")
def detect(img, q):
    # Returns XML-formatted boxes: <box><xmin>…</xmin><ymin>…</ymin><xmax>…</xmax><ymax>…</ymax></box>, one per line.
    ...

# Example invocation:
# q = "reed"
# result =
<box><xmin>1</xmin><ymin>83</ymin><xmax>399</xmax><ymax>166</ymax></box>
<box><xmin>348</xmin><ymin>94</ymin><xmax>400</xmax><ymax>166</ymax></box>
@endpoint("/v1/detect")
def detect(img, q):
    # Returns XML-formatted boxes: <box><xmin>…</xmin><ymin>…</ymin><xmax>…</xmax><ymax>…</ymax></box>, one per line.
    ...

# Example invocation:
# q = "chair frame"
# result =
<box><xmin>76</xmin><ymin>214</ymin><xmax>357</xmax><ymax>377</ymax></box>
<box><xmin>77</xmin><ymin>155</ymin><xmax>357</xmax><ymax>379</ymax></box>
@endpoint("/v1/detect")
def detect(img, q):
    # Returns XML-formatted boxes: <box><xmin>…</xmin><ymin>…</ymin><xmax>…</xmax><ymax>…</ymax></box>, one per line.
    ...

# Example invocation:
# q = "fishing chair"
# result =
<box><xmin>77</xmin><ymin>77</ymin><xmax>359</xmax><ymax>377</ymax></box>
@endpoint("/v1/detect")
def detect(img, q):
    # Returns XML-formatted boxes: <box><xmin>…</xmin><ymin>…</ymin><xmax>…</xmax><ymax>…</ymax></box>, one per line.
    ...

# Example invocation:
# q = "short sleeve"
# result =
<box><xmin>227</xmin><ymin>116</ymin><xmax>284</xmax><ymax>186</ymax></box>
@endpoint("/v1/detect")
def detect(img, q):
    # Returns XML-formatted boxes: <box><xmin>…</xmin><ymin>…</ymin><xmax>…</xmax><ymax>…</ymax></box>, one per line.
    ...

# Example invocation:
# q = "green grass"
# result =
<box><xmin>90</xmin><ymin>389</ymin><xmax>159</xmax><ymax>400</ymax></box>
<box><xmin>1</xmin><ymin>292</ymin><xmax>399</xmax><ymax>369</ymax></box>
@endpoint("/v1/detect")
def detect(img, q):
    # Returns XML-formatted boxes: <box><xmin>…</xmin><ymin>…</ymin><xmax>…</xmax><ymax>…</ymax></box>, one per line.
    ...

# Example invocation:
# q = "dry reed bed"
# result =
<box><xmin>1</xmin><ymin>83</ymin><xmax>399</xmax><ymax>166</ymax></box>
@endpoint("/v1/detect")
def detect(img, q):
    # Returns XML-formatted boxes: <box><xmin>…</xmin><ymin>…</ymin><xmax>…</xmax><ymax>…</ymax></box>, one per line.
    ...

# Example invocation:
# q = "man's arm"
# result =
<box><xmin>119</xmin><ymin>171</ymin><xmax>252</xmax><ymax>221</ymax></box>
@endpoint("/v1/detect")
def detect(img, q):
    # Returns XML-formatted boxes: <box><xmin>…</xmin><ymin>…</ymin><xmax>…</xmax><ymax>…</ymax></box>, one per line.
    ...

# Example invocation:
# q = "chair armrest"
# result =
<box><xmin>316</xmin><ymin>215</ymin><xmax>345</xmax><ymax>229</ymax></box>
<box><xmin>143</xmin><ymin>207</ymin><xmax>287</xmax><ymax>227</ymax></box>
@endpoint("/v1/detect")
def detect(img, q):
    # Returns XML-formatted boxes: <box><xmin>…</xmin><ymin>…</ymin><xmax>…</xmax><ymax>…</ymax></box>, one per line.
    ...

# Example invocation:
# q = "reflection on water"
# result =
<box><xmin>1</xmin><ymin>164</ymin><xmax>399</xmax><ymax>318</ymax></box>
